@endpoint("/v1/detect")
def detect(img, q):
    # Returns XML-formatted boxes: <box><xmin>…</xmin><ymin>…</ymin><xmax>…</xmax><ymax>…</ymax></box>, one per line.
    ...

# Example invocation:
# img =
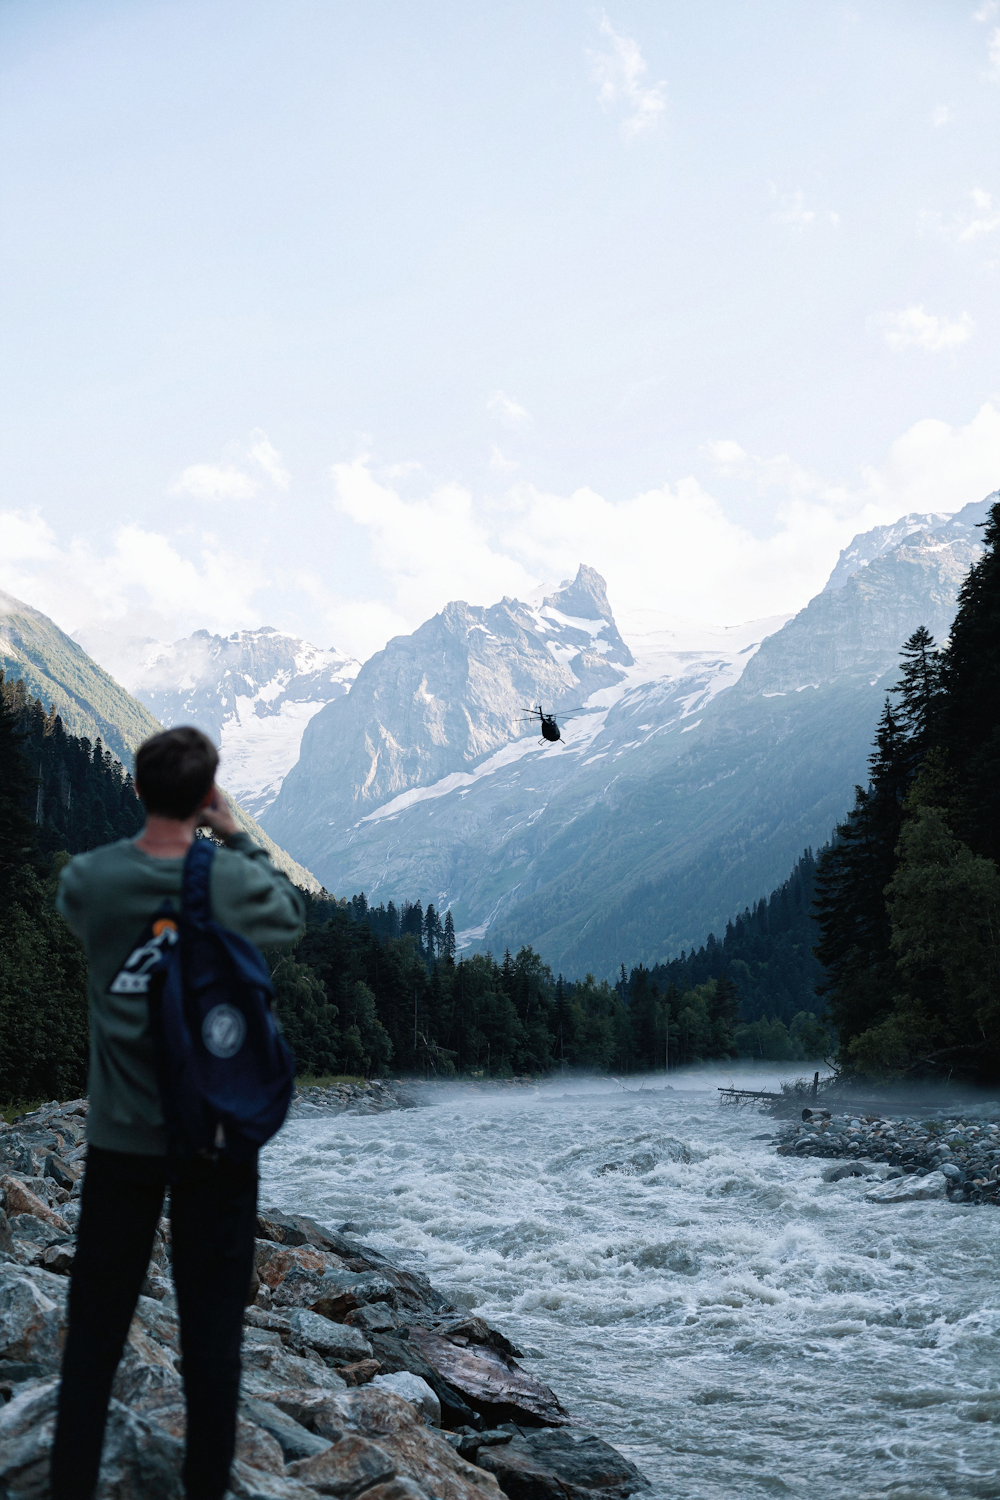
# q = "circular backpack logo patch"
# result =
<box><xmin>202</xmin><ymin>1004</ymin><xmax>247</xmax><ymax>1059</ymax></box>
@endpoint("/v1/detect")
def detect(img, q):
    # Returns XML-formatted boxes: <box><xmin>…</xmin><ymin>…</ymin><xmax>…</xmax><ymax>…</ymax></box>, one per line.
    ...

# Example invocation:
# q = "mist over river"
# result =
<box><xmin>261</xmin><ymin>1071</ymin><xmax>1000</xmax><ymax>1500</ymax></box>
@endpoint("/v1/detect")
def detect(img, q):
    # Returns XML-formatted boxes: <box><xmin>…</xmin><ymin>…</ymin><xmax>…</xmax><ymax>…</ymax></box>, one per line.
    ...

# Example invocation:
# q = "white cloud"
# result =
<box><xmin>8</xmin><ymin>405</ymin><xmax>999</xmax><ymax>672</ymax></box>
<box><xmin>487</xmin><ymin>391</ymin><xmax>531</xmax><ymax>428</ymax></box>
<box><xmin>589</xmin><ymin>15</ymin><xmax>666</xmax><ymax>138</ymax></box>
<box><xmin>930</xmin><ymin>104</ymin><xmax>951</xmax><ymax>127</ymax></box>
<box><xmin>327</xmin><ymin>403</ymin><xmax>1000</xmax><ymax>641</ymax></box>
<box><xmin>247</xmin><ymin>431</ymin><xmax>290</xmax><ymax>489</ymax></box>
<box><xmin>489</xmin><ymin>445</ymin><xmax>518</xmax><ymax>474</ymax></box>
<box><xmin>876</xmin><ymin>305</ymin><xmax>975</xmax><ymax>353</ymax></box>
<box><xmin>170</xmin><ymin>464</ymin><xmax>258</xmax><ymax>503</ymax></box>
<box><xmin>989</xmin><ymin>27</ymin><xmax>1000</xmax><ymax>77</ymax></box>
<box><xmin>974</xmin><ymin>2</ymin><xmax>998</xmax><ymax>20</ymax></box>
<box><xmin>0</xmin><ymin>517</ymin><xmax>263</xmax><ymax>642</ymax></box>
<box><xmin>769</xmin><ymin>186</ymin><xmax>839</xmax><ymax>231</ymax></box>
<box><xmin>168</xmin><ymin>429</ymin><xmax>290</xmax><ymax>502</ymax></box>
<box><xmin>330</xmin><ymin>459</ymin><xmax>538</xmax><ymax>628</ymax></box>
<box><xmin>919</xmin><ymin>187</ymin><xmax>1000</xmax><ymax>243</ymax></box>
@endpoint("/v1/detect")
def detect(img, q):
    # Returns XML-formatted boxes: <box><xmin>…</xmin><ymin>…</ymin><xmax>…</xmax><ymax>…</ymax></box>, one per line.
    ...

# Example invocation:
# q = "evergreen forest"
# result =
<box><xmin>813</xmin><ymin>498</ymin><xmax>1000</xmax><ymax>1083</ymax></box>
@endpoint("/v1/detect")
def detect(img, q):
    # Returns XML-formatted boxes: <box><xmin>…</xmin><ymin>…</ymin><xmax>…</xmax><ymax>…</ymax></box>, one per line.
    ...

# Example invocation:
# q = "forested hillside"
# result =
<box><xmin>0</xmin><ymin>672</ymin><xmax>143</xmax><ymax>1103</ymax></box>
<box><xmin>815</xmin><ymin>499</ymin><xmax>1000</xmax><ymax>1084</ymax></box>
<box><xmin>1</xmin><ymin>588</ymin><xmax>161</xmax><ymax>761</ymax></box>
<box><xmin>645</xmin><ymin>851</ymin><xmax>830</xmax><ymax>1062</ymax></box>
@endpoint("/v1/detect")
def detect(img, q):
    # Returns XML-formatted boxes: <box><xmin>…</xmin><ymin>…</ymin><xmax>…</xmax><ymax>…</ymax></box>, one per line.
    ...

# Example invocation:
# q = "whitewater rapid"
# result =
<box><xmin>261</xmin><ymin>1072</ymin><xmax>1000</xmax><ymax>1500</ymax></box>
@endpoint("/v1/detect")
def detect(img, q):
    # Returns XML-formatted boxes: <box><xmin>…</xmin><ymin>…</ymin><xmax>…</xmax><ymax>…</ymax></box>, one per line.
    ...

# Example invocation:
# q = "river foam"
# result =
<box><xmin>261</xmin><ymin>1071</ymin><xmax>1000</xmax><ymax>1500</ymax></box>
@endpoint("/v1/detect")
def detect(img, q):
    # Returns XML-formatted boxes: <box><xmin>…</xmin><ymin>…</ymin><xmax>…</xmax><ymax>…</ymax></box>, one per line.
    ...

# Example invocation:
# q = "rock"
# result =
<box><xmin>257</xmin><ymin>1210</ymin><xmax>358</xmax><ymax>1257</ymax></box>
<box><xmin>372</xmin><ymin>1372</ymin><xmax>442</xmax><ymax>1426</ymax></box>
<box><xmin>0</xmin><ymin>1378</ymin><xmax>62</xmax><ymax>1499</ymax></box>
<box><xmin>339</xmin><ymin>1359</ymin><xmax>383</xmax><ymax>1387</ymax></box>
<box><xmin>346</xmin><ymin>1303</ymin><xmax>400</xmax><ymax>1335</ymax></box>
<box><xmin>370</xmin><ymin>1335</ymin><xmax>479</xmax><ymax>1429</ymax></box>
<box><xmin>939</xmin><ymin>1162</ymin><xmax>964</xmax><ymax>1182</ymax></box>
<box><xmin>435</xmin><ymin>1317</ymin><xmax>522</xmax><ymax>1361</ymax></box>
<box><xmin>361</xmin><ymin>1481</ymin><xmax>431</xmax><ymax>1500</ymax></box>
<box><xmin>0</xmin><ymin>1135</ymin><xmax>36</xmax><ymax>1177</ymax></box>
<box><xmin>241</xmin><ymin>1345</ymin><xmax>349</xmax><ymax>1398</ymax></box>
<box><xmin>0</xmin><ymin>1176</ymin><xmax>71</xmax><ymax>1235</ymax></box>
<box><xmin>41</xmin><ymin>1242</ymin><xmax>75</xmax><ymax>1275</ymax></box>
<box><xmin>226</xmin><ymin>1458</ymin><xmax>324</xmax><ymax>1499</ymax></box>
<box><xmin>332</xmin><ymin>1388</ymin><xmax>504</xmax><ymax>1500</ymax></box>
<box><xmin>287</xmin><ymin>1432</ymin><xmax>397</xmax><ymax>1497</ymax></box>
<box><xmin>252</xmin><ymin>1386</ymin><xmax>350</xmax><ymax>1432</ymax></box>
<box><xmin>285</xmin><ymin>1308</ymin><xmax>374</xmax><ymax>1363</ymax></box>
<box><xmin>476</xmin><ymin>1426</ymin><xmax>651</xmax><ymax>1500</ymax></box>
<box><xmin>822</xmin><ymin>1163</ymin><xmax>875</xmax><ymax>1182</ymax></box>
<box><xmin>0</xmin><ymin>1265</ymin><xmax>67</xmax><ymax>1368</ymax></box>
<box><xmin>0</xmin><ymin>1208</ymin><xmax>13</xmax><ymax>1255</ymax></box>
<box><xmin>255</xmin><ymin>1240</ymin><xmax>347</xmax><ymax>1290</ymax></box>
<box><xmin>241</xmin><ymin>1394</ymin><xmax>336</xmax><ymax>1461</ymax></box>
<box><xmin>273</xmin><ymin>1268</ymin><xmax>376</xmax><ymax>1318</ymax></box>
<box><xmin>0</xmin><ymin>1383</ymin><xmax>187</xmax><ymax>1500</ymax></box>
<box><xmin>407</xmin><ymin>1328</ymin><xmax>569</xmax><ymax>1427</ymax></box>
<box><xmin>44</xmin><ymin>1154</ymin><xmax>81</xmax><ymax>1189</ymax></box>
<box><xmin>147</xmin><ymin>1400</ymin><xmax>287</xmax><ymax>1475</ymax></box>
<box><xmin>865</xmin><ymin>1171</ymin><xmax>949</xmax><ymax>1203</ymax></box>
<box><xmin>245</xmin><ymin>1306</ymin><xmax>294</xmax><ymax>1337</ymax></box>
<box><xmin>113</xmin><ymin>1359</ymin><xmax>185</xmax><ymax>1412</ymax></box>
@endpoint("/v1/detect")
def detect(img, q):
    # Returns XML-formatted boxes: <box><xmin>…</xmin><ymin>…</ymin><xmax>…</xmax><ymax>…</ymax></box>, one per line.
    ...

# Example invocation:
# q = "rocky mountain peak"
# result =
<box><xmin>543</xmin><ymin>564</ymin><xmax>613</xmax><ymax>621</ymax></box>
<box><xmin>262</xmin><ymin>567</ymin><xmax>635</xmax><ymax>854</ymax></box>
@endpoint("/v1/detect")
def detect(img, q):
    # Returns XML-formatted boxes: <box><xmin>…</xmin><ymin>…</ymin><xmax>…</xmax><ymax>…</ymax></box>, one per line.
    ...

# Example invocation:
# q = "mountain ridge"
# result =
<box><xmin>1</xmin><ymin>593</ymin><xmax>321</xmax><ymax>891</ymax></box>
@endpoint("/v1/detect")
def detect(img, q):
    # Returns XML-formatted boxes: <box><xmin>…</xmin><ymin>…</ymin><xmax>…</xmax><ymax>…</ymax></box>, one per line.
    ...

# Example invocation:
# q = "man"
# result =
<box><xmin>51</xmin><ymin>726</ymin><xmax>306</xmax><ymax>1500</ymax></box>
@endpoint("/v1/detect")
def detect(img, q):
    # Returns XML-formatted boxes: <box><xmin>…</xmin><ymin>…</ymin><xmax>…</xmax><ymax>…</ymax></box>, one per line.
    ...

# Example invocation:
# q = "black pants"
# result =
<box><xmin>51</xmin><ymin>1145</ymin><xmax>258</xmax><ymax>1500</ymax></box>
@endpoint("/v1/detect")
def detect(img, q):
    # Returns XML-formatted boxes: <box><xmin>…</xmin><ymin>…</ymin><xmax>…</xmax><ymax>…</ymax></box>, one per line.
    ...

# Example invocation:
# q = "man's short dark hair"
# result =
<box><xmin>135</xmin><ymin>727</ymin><xmax>219</xmax><ymax>819</ymax></box>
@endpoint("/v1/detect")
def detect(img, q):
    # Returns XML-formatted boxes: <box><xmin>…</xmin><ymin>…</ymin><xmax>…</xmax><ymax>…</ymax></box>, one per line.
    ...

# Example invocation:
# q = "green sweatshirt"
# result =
<box><xmin>56</xmin><ymin>832</ymin><xmax>306</xmax><ymax>1155</ymax></box>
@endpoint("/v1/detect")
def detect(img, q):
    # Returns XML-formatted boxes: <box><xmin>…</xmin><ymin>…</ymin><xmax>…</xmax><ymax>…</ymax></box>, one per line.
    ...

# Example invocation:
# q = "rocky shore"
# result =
<box><xmin>773</xmin><ymin>1105</ymin><xmax>1000</xmax><ymax>1205</ymax></box>
<box><xmin>0</xmin><ymin>1098</ymin><xmax>649</xmax><ymax>1500</ymax></box>
<box><xmin>288</xmin><ymin>1081</ymin><xmax>419</xmax><ymax>1119</ymax></box>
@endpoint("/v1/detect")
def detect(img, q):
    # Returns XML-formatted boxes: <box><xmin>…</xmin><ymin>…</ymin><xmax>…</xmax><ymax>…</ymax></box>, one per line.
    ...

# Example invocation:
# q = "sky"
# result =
<box><xmin>1</xmin><ymin>0</ymin><xmax>998</xmax><ymax>662</ymax></box>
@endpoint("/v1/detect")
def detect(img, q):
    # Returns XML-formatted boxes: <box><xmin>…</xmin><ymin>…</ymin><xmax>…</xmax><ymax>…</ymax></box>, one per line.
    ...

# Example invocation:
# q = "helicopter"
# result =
<box><xmin>520</xmin><ymin>704</ymin><xmax>577</xmax><ymax>744</ymax></box>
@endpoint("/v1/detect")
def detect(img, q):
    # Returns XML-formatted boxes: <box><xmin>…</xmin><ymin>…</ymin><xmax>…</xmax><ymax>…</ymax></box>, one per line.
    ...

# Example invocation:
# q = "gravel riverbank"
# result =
<box><xmin>773</xmin><ymin>1102</ymin><xmax>1000</xmax><ymax>1204</ymax></box>
<box><xmin>0</xmin><ymin>1097</ymin><xmax>649</xmax><ymax>1500</ymax></box>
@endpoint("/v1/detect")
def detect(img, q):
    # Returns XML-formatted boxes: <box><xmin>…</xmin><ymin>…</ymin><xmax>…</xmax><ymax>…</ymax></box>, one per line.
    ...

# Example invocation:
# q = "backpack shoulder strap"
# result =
<box><xmin>183</xmin><ymin>838</ymin><xmax>216</xmax><ymax>925</ymax></box>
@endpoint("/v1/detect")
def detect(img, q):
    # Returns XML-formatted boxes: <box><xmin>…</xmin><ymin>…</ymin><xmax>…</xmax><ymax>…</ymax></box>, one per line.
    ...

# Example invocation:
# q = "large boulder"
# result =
<box><xmin>287</xmin><ymin>1433</ymin><xmax>397</xmax><ymax>1497</ymax></box>
<box><xmin>327</xmin><ymin>1388</ymin><xmax>504</xmax><ymax>1500</ymax></box>
<box><xmin>476</xmin><ymin>1426</ymin><xmax>650</xmax><ymax>1500</ymax></box>
<box><xmin>255</xmin><ymin>1241</ymin><xmax>348</xmax><ymax>1289</ymax></box>
<box><xmin>371</xmin><ymin>1373</ymin><xmax>440</xmax><ymax>1427</ymax></box>
<box><xmin>0</xmin><ymin>1266</ymin><xmax>68</xmax><ymax>1372</ymax></box>
<box><xmin>369</xmin><ymin>1336</ymin><xmax>478</xmax><ymax>1429</ymax></box>
<box><xmin>0</xmin><ymin>1380</ymin><xmax>187</xmax><ymax>1500</ymax></box>
<box><xmin>407</xmin><ymin>1328</ymin><xmax>569</xmax><ymax>1427</ymax></box>
<box><xmin>865</xmin><ymin>1171</ymin><xmax>948</xmax><ymax>1204</ymax></box>
<box><xmin>0</xmin><ymin>1177</ymin><xmax>71</xmax><ymax>1235</ymax></box>
<box><xmin>284</xmin><ymin>1308</ymin><xmax>374</xmax><ymax>1364</ymax></box>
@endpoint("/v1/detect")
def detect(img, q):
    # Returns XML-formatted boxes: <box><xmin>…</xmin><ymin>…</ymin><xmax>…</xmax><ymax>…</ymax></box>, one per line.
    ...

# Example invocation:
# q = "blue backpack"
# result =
<box><xmin>150</xmin><ymin>838</ymin><xmax>295</xmax><ymax>1163</ymax></box>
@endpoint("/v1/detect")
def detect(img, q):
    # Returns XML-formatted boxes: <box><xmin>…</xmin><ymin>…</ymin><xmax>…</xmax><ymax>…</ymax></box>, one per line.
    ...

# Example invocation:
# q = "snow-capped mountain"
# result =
<box><xmin>261</xmin><ymin>566</ymin><xmax>635</xmax><ymax>852</ymax></box>
<box><xmin>263</xmin><ymin>495</ymin><xmax>994</xmax><ymax>975</ymax></box>
<box><xmin>75</xmin><ymin>625</ymin><xmax>358</xmax><ymax>819</ymax></box>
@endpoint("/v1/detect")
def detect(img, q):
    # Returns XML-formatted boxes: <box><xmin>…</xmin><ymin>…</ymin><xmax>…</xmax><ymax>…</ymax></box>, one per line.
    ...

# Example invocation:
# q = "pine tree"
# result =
<box><xmin>708</xmin><ymin>973</ymin><xmax>740</xmax><ymax>1057</ymax></box>
<box><xmin>890</xmin><ymin>627</ymin><xmax>943</xmax><ymax>750</ymax></box>
<box><xmin>442</xmin><ymin>909</ymin><xmax>456</xmax><ymax>960</ymax></box>
<box><xmin>939</xmin><ymin>499</ymin><xmax>1000</xmax><ymax>863</ymax></box>
<box><xmin>0</xmin><ymin>672</ymin><xmax>39</xmax><ymax>898</ymax></box>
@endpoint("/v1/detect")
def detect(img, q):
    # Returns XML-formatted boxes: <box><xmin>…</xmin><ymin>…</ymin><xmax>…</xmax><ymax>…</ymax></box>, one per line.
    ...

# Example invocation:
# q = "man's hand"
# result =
<box><xmin>199</xmin><ymin>786</ymin><xmax>240</xmax><ymax>842</ymax></box>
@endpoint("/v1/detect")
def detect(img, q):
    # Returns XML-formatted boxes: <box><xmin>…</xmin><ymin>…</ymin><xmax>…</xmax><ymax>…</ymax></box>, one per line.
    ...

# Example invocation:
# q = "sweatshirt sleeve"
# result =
<box><xmin>210</xmin><ymin>833</ymin><xmax>307</xmax><ymax>948</ymax></box>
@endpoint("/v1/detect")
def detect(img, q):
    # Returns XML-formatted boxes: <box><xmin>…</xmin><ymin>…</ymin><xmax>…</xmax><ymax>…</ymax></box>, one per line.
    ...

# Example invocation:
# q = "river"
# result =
<box><xmin>260</xmin><ymin>1070</ymin><xmax>1000</xmax><ymax>1500</ymax></box>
